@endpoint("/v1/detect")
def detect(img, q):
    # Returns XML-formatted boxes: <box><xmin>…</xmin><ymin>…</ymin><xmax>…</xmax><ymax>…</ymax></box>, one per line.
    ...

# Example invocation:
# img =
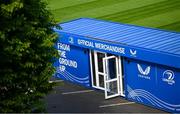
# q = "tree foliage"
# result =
<box><xmin>0</xmin><ymin>0</ymin><xmax>58</xmax><ymax>112</ymax></box>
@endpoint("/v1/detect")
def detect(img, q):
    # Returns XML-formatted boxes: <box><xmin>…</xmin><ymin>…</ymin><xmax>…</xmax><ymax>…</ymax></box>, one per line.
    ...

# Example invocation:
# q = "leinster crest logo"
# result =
<box><xmin>68</xmin><ymin>37</ymin><xmax>74</xmax><ymax>44</ymax></box>
<box><xmin>162</xmin><ymin>70</ymin><xmax>175</xmax><ymax>85</ymax></box>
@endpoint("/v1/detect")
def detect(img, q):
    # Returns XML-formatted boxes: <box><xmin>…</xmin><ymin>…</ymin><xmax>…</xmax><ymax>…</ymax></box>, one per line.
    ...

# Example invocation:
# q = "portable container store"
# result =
<box><xmin>53</xmin><ymin>18</ymin><xmax>180</xmax><ymax>113</ymax></box>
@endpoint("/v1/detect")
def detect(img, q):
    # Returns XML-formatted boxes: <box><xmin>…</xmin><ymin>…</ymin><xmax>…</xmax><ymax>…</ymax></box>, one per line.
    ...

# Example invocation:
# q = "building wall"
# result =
<box><xmin>53</xmin><ymin>42</ymin><xmax>91</xmax><ymax>87</ymax></box>
<box><xmin>124</xmin><ymin>58</ymin><xmax>180</xmax><ymax>112</ymax></box>
<box><xmin>53</xmin><ymin>40</ymin><xmax>180</xmax><ymax>112</ymax></box>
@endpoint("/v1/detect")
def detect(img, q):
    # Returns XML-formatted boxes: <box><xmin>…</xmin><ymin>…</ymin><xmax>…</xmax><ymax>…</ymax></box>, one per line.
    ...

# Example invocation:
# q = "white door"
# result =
<box><xmin>90</xmin><ymin>50</ymin><xmax>124</xmax><ymax>99</ymax></box>
<box><xmin>93</xmin><ymin>51</ymin><xmax>106</xmax><ymax>90</ymax></box>
<box><xmin>103</xmin><ymin>56</ymin><xmax>124</xmax><ymax>99</ymax></box>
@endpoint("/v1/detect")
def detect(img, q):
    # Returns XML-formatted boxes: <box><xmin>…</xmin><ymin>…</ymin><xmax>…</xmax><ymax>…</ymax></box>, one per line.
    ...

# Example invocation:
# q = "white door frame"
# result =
<box><xmin>90</xmin><ymin>50</ymin><xmax>107</xmax><ymax>90</ymax></box>
<box><xmin>103</xmin><ymin>56</ymin><xmax>120</xmax><ymax>99</ymax></box>
<box><xmin>118</xmin><ymin>57</ymin><xmax>125</xmax><ymax>97</ymax></box>
<box><xmin>89</xmin><ymin>50</ymin><xmax>125</xmax><ymax>97</ymax></box>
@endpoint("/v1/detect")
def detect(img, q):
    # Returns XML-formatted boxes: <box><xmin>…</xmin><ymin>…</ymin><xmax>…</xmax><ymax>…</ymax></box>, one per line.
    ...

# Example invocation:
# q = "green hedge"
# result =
<box><xmin>0</xmin><ymin>0</ymin><xmax>59</xmax><ymax>112</ymax></box>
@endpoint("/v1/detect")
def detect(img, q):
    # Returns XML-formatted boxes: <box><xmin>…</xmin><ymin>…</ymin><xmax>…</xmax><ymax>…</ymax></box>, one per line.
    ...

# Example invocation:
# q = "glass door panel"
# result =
<box><xmin>103</xmin><ymin>56</ymin><xmax>121</xmax><ymax>99</ymax></box>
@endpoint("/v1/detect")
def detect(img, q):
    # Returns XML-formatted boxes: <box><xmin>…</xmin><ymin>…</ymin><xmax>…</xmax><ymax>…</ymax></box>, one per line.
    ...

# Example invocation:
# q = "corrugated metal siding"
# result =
<box><xmin>60</xmin><ymin>18</ymin><xmax>180</xmax><ymax>56</ymax></box>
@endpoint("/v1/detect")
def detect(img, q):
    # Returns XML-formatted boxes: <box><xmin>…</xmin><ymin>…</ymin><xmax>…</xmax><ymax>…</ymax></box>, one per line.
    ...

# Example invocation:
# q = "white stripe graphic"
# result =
<box><xmin>99</xmin><ymin>102</ymin><xmax>135</xmax><ymax>108</ymax></box>
<box><xmin>63</xmin><ymin>71</ymin><xmax>89</xmax><ymax>83</ymax></box>
<box><xmin>64</xmin><ymin>70</ymin><xmax>89</xmax><ymax>80</ymax></box>
<box><xmin>49</xmin><ymin>80</ymin><xmax>64</xmax><ymax>83</ymax></box>
<box><xmin>64</xmin><ymin>70</ymin><xmax>89</xmax><ymax>83</ymax></box>
<box><xmin>127</xmin><ymin>85</ymin><xmax>180</xmax><ymax>111</ymax></box>
<box><xmin>56</xmin><ymin>68</ymin><xmax>89</xmax><ymax>84</ymax></box>
<box><xmin>62</xmin><ymin>90</ymin><xmax>94</xmax><ymax>95</ymax></box>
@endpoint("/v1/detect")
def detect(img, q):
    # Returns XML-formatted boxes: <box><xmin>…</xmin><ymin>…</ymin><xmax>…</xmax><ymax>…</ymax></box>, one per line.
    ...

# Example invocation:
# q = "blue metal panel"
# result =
<box><xmin>55</xmin><ymin>18</ymin><xmax>180</xmax><ymax>69</ymax></box>
<box><xmin>53</xmin><ymin>42</ymin><xmax>91</xmax><ymax>87</ymax></box>
<box><xmin>124</xmin><ymin>59</ymin><xmax>180</xmax><ymax>113</ymax></box>
<box><xmin>60</xmin><ymin>18</ymin><xmax>180</xmax><ymax>55</ymax></box>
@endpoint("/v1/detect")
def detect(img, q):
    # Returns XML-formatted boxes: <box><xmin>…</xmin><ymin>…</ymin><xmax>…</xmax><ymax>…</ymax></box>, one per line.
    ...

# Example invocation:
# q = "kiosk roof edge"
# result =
<box><xmin>55</xmin><ymin>18</ymin><xmax>180</xmax><ymax>68</ymax></box>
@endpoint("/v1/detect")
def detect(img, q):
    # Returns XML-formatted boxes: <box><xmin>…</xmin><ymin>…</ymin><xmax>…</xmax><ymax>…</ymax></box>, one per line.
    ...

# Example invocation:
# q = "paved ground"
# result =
<box><xmin>44</xmin><ymin>81</ymin><xmax>167</xmax><ymax>113</ymax></box>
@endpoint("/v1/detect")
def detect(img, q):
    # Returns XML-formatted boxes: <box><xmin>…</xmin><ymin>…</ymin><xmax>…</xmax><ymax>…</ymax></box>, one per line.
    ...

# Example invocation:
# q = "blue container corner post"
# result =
<box><xmin>53</xmin><ymin>18</ymin><xmax>180</xmax><ymax>113</ymax></box>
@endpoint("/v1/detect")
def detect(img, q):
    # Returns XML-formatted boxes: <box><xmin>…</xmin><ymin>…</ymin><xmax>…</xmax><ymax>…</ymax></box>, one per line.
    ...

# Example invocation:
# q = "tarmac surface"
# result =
<box><xmin>44</xmin><ymin>80</ymin><xmax>168</xmax><ymax>113</ymax></box>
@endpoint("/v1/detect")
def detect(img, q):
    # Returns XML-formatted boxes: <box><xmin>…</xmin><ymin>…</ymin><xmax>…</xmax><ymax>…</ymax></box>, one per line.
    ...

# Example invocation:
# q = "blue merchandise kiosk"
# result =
<box><xmin>53</xmin><ymin>18</ymin><xmax>180</xmax><ymax>113</ymax></box>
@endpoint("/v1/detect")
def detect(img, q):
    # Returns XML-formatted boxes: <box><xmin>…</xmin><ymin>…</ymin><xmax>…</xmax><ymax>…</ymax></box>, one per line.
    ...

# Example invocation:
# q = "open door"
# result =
<box><xmin>103</xmin><ymin>56</ymin><xmax>122</xmax><ymax>99</ymax></box>
<box><xmin>91</xmin><ymin>51</ymin><xmax>106</xmax><ymax>90</ymax></box>
<box><xmin>90</xmin><ymin>50</ymin><xmax>124</xmax><ymax>99</ymax></box>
